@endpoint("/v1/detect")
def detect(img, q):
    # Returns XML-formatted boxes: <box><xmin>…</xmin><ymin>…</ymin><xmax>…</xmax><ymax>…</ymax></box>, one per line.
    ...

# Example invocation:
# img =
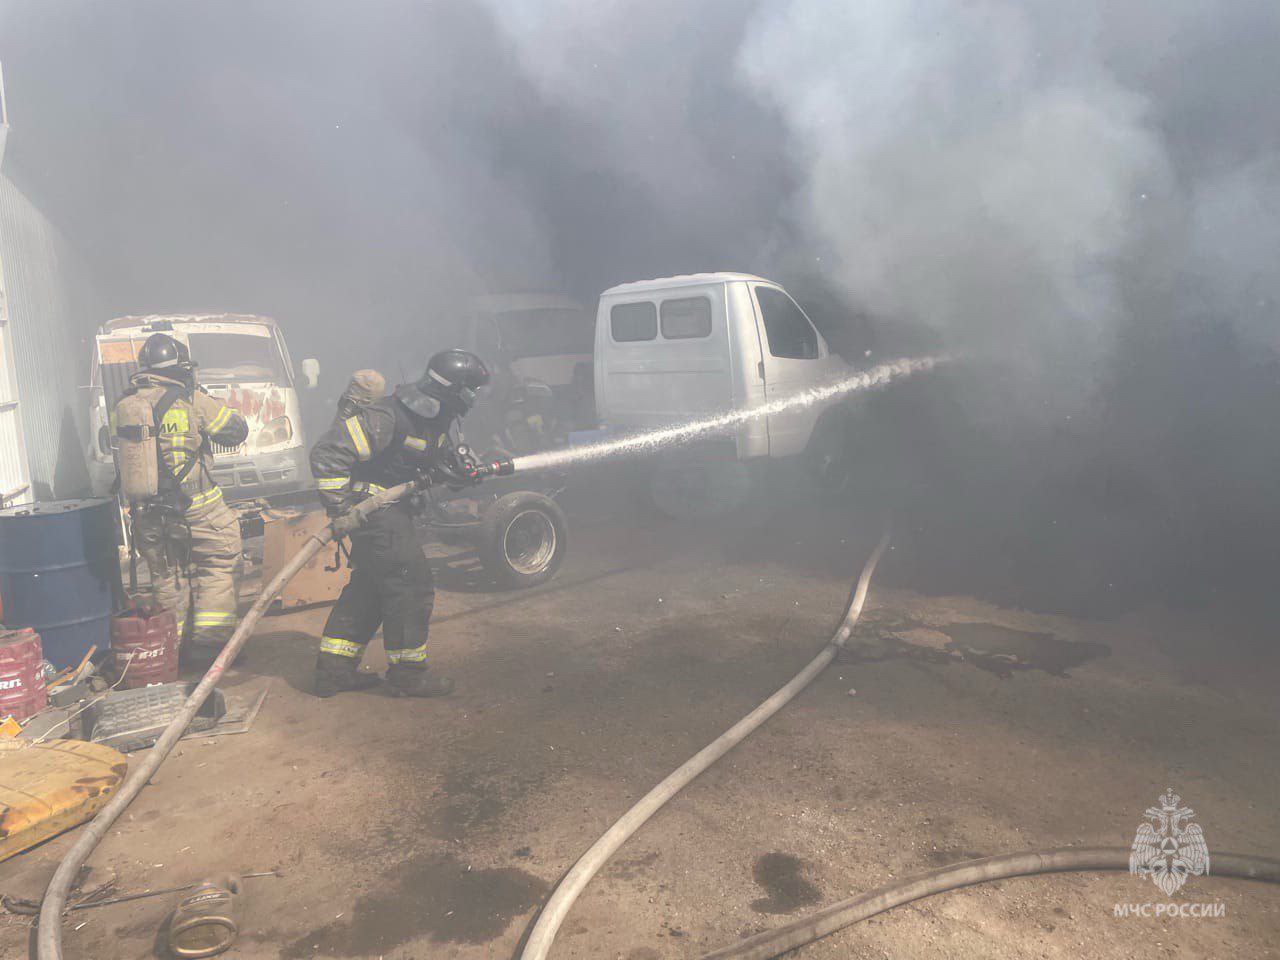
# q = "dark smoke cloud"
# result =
<box><xmin>2</xmin><ymin>0</ymin><xmax>1279</xmax><ymax>613</ymax></box>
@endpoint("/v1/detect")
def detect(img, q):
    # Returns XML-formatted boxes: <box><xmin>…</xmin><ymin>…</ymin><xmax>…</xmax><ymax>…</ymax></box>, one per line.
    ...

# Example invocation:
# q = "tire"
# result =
<box><xmin>803</xmin><ymin>408</ymin><xmax>854</xmax><ymax>495</ymax></box>
<box><xmin>478</xmin><ymin>491</ymin><xmax>568</xmax><ymax>589</ymax></box>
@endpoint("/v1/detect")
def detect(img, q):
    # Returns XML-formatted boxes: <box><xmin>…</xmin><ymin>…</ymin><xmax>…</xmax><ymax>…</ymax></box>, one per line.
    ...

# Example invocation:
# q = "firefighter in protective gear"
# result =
<box><xmin>117</xmin><ymin>333</ymin><xmax>249</xmax><ymax>663</ymax></box>
<box><xmin>309</xmin><ymin>350</ymin><xmax>491</xmax><ymax>698</ymax></box>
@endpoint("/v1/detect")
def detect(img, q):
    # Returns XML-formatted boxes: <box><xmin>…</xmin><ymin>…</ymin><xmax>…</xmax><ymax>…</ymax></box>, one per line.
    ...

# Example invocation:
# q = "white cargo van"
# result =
<box><xmin>594</xmin><ymin>273</ymin><xmax>849</xmax><ymax>460</ymax></box>
<box><xmin>87</xmin><ymin>314</ymin><xmax>317</xmax><ymax>504</ymax></box>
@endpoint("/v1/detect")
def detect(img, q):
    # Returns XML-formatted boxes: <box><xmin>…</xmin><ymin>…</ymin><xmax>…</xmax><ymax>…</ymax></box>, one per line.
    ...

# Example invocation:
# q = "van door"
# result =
<box><xmin>597</xmin><ymin>290</ymin><xmax>731</xmax><ymax>429</ymax></box>
<box><xmin>751</xmin><ymin>284</ymin><xmax>836</xmax><ymax>457</ymax></box>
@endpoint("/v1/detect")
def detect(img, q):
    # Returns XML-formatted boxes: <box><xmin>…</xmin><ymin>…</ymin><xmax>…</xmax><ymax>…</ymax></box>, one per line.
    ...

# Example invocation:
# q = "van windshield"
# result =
<box><xmin>188</xmin><ymin>332</ymin><xmax>288</xmax><ymax>385</ymax></box>
<box><xmin>492</xmin><ymin>309</ymin><xmax>592</xmax><ymax>359</ymax></box>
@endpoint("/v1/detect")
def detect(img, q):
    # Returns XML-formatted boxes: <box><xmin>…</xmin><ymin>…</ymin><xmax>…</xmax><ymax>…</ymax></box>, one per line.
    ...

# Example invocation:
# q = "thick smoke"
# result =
<box><xmin>738</xmin><ymin>0</ymin><xmax>1165</xmax><ymax>395</ymax></box>
<box><xmin>3</xmin><ymin>0</ymin><xmax>1280</xmax><ymax>614</ymax></box>
<box><xmin>485</xmin><ymin>0</ymin><xmax>1280</xmax><ymax>613</ymax></box>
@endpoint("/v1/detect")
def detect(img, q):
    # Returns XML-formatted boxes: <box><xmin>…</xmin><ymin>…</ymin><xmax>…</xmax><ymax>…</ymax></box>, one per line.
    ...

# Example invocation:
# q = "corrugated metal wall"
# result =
<box><xmin>0</xmin><ymin>171</ymin><xmax>91</xmax><ymax>500</ymax></box>
<box><xmin>0</xmin><ymin>276</ymin><xmax>31</xmax><ymax>504</ymax></box>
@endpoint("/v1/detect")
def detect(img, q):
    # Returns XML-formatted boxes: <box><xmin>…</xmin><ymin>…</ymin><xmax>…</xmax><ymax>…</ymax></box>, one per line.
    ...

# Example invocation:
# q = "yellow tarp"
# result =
<box><xmin>0</xmin><ymin>740</ymin><xmax>127</xmax><ymax>862</ymax></box>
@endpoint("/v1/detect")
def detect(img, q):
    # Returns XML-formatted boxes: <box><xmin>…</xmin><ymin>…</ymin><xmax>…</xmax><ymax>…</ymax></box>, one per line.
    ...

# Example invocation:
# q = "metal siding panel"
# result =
<box><xmin>0</xmin><ymin>172</ymin><xmax>88</xmax><ymax>500</ymax></box>
<box><xmin>0</xmin><ymin>202</ymin><xmax>30</xmax><ymax>504</ymax></box>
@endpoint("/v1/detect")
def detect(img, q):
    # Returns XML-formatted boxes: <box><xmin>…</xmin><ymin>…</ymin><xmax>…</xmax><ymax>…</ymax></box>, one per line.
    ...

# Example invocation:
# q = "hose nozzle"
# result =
<box><xmin>485</xmin><ymin>455</ymin><xmax>515</xmax><ymax>477</ymax></box>
<box><xmin>465</xmin><ymin>454</ymin><xmax>516</xmax><ymax>482</ymax></box>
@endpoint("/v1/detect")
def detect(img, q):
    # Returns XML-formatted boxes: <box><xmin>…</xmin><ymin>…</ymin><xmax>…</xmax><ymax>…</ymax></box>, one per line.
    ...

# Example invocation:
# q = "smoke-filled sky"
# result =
<box><xmin>2</xmin><ymin>0</ymin><xmax>1279</xmax><ymax>612</ymax></box>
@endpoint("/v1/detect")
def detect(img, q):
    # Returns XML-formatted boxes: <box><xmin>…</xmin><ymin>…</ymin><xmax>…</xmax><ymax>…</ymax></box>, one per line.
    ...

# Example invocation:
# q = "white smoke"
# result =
<box><xmin>737</xmin><ymin>0</ymin><xmax>1167</xmax><ymax>389</ymax></box>
<box><xmin>1186</xmin><ymin>159</ymin><xmax>1280</xmax><ymax>354</ymax></box>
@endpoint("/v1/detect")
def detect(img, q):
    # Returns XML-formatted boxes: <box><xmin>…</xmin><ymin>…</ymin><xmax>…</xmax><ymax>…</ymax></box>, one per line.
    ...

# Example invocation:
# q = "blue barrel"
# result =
<box><xmin>0</xmin><ymin>498</ymin><xmax>119</xmax><ymax>669</ymax></box>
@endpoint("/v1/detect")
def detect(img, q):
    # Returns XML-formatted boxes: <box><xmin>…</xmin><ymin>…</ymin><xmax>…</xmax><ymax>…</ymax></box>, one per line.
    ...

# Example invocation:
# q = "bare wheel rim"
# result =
<box><xmin>503</xmin><ymin>509</ymin><xmax>557</xmax><ymax>575</ymax></box>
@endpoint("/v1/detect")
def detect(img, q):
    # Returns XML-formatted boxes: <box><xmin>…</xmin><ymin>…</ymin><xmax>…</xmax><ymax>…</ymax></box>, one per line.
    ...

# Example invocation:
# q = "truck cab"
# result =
<box><xmin>87</xmin><ymin>314</ymin><xmax>317</xmax><ymax>504</ymax></box>
<box><xmin>594</xmin><ymin>273</ymin><xmax>849</xmax><ymax>460</ymax></box>
<box><xmin>463</xmin><ymin>294</ymin><xmax>596</xmax><ymax>453</ymax></box>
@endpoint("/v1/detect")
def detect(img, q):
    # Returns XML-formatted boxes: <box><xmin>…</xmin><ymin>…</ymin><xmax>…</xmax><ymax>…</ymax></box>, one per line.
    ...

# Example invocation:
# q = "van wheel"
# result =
<box><xmin>804</xmin><ymin>410</ymin><xmax>853</xmax><ymax>494</ymax></box>
<box><xmin>478</xmin><ymin>492</ymin><xmax>568</xmax><ymax>589</ymax></box>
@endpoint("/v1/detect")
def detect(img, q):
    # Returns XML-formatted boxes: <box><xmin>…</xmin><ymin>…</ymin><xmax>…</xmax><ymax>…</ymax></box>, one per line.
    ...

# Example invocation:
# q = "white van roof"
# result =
<box><xmin>102</xmin><ymin>313</ymin><xmax>275</xmax><ymax>333</ymax></box>
<box><xmin>602</xmin><ymin>272</ymin><xmax>770</xmax><ymax>297</ymax></box>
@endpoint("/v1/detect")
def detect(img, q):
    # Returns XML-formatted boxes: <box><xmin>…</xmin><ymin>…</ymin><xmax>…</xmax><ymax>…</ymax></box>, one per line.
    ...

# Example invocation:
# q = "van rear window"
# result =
<box><xmin>660</xmin><ymin>297</ymin><xmax>712</xmax><ymax>339</ymax></box>
<box><xmin>611</xmin><ymin>302</ymin><xmax>657</xmax><ymax>342</ymax></box>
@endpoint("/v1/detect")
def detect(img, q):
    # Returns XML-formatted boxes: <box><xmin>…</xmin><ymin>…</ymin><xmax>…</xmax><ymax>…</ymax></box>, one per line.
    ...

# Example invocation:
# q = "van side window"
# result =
<box><xmin>755</xmin><ymin>287</ymin><xmax>820</xmax><ymax>360</ymax></box>
<box><xmin>611</xmin><ymin>302</ymin><xmax>657</xmax><ymax>342</ymax></box>
<box><xmin>660</xmin><ymin>297</ymin><xmax>712</xmax><ymax>339</ymax></box>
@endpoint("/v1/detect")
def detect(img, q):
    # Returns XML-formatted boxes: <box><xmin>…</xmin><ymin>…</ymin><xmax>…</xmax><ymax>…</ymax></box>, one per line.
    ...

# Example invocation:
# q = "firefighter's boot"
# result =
<box><xmin>314</xmin><ymin>654</ymin><xmax>382</xmax><ymax>698</ymax></box>
<box><xmin>386</xmin><ymin>667</ymin><xmax>454</xmax><ymax>698</ymax></box>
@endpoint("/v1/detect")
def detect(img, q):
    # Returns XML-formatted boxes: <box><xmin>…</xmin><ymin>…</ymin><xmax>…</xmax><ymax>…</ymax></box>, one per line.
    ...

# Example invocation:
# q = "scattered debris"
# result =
<box><xmin>15</xmin><ymin>706</ymin><xmax>82</xmax><ymax>742</ymax></box>
<box><xmin>83</xmin><ymin>683</ymin><xmax>227</xmax><ymax>753</ymax></box>
<box><xmin>184</xmin><ymin>682</ymin><xmax>271</xmax><ymax>742</ymax></box>
<box><xmin>0</xmin><ymin>740</ymin><xmax>127</xmax><ymax>863</ymax></box>
<box><xmin>48</xmin><ymin>681</ymin><xmax>94</xmax><ymax>709</ymax></box>
<box><xmin>167</xmin><ymin>874</ymin><xmax>243</xmax><ymax>958</ymax></box>
<box><xmin>3</xmin><ymin>871</ymin><xmax>278</xmax><ymax>917</ymax></box>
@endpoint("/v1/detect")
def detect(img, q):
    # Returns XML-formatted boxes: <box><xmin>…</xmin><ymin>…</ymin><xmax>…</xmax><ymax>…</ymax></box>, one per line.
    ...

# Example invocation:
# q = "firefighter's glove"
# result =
<box><xmin>325</xmin><ymin>498</ymin><xmax>363</xmax><ymax>537</ymax></box>
<box><xmin>430</xmin><ymin>460</ymin><xmax>480</xmax><ymax>490</ymax></box>
<box><xmin>329</xmin><ymin>510</ymin><xmax>363</xmax><ymax>537</ymax></box>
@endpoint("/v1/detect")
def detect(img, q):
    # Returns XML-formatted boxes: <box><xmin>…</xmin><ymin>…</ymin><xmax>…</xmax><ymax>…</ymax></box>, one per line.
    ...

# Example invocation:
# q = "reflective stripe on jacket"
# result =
<box><xmin>309</xmin><ymin>396</ymin><xmax>450</xmax><ymax>511</ymax></box>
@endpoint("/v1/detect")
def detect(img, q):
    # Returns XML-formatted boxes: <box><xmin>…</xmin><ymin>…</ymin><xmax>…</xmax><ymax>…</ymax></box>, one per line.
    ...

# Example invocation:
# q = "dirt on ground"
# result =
<box><xmin>2</xmin><ymin>484</ymin><xmax>1277</xmax><ymax>959</ymax></box>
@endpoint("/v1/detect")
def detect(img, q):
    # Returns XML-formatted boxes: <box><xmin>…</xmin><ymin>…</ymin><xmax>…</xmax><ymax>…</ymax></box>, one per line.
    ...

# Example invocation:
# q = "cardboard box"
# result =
<box><xmin>262</xmin><ymin>508</ymin><xmax>347</xmax><ymax>609</ymax></box>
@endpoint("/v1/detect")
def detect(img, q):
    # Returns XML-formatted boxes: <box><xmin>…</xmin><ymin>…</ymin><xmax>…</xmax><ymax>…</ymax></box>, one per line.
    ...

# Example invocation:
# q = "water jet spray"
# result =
<box><xmin>507</xmin><ymin>355</ymin><xmax>946</xmax><ymax>476</ymax></box>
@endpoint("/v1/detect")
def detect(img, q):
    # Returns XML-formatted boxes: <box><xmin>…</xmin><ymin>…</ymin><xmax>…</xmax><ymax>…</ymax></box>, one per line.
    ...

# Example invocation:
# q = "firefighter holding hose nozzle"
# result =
<box><xmin>309</xmin><ymin>349</ymin><xmax>493</xmax><ymax>699</ymax></box>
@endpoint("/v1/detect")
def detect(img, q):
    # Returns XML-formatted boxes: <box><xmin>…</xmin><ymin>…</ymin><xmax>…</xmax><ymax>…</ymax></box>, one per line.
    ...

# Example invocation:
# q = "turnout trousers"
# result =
<box><xmin>317</xmin><ymin>503</ymin><xmax>436</xmax><ymax>682</ymax></box>
<box><xmin>135</xmin><ymin>494</ymin><xmax>242</xmax><ymax>654</ymax></box>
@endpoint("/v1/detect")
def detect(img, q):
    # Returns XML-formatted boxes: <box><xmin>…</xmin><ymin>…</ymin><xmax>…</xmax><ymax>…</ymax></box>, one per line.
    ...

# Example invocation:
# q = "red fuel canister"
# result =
<box><xmin>0</xmin><ymin>627</ymin><xmax>47</xmax><ymax>721</ymax></box>
<box><xmin>110</xmin><ymin>607</ymin><xmax>179</xmax><ymax>688</ymax></box>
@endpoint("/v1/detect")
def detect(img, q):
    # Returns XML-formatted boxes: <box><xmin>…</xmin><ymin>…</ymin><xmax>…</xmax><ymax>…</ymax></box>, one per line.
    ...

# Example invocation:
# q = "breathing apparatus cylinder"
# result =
<box><xmin>336</xmin><ymin>369</ymin><xmax>386</xmax><ymax>420</ymax></box>
<box><xmin>114</xmin><ymin>393</ymin><xmax>160</xmax><ymax>500</ymax></box>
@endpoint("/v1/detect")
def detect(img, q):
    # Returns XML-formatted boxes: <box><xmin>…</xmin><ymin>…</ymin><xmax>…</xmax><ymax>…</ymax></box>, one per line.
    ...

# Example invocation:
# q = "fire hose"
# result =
<box><xmin>37</xmin><ymin>486</ymin><xmax>1279</xmax><ymax>958</ymax></box>
<box><xmin>36</xmin><ymin>479</ymin><xmax>425</xmax><ymax>960</ymax></box>
<box><xmin>698</xmin><ymin>848</ymin><xmax>1280</xmax><ymax>960</ymax></box>
<box><xmin>517</xmin><ymin>532</ymin><xmax>1280</xmax><ymax>960</ymax></box>
<box><xmin>37</xmin><ymin>448</ymin><xmax>518</xmax><ymax>960</ymax></box>
<box><xmin>518</xmin><ymin>534</ymin><xmax>891</xmax><ymax>960</ymax></box>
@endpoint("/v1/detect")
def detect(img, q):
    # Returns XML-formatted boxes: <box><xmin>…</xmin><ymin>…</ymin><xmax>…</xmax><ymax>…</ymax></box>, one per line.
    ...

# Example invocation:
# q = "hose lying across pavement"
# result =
<box><xmin>698</xmin><ymin>848</ymin><xmax>1280</xmax><ymax>960</ymax></box>
<box><xmin>517</xmin><ymin>532</ymin><xmax>1280</xmax><ymax>960</ymax></box>
<box><xmin>37</xmin><ymin>481</ymin><xmax>417</xmax><ymax>960</ymax></box>
<box><xmin>38</xmin><ymin>505</ymin><xmax>1280</xmax><ymax>960</ymax></box>
<box><xmin>518</xmin><ymin>533</ymin><xmax>892</xmax><ymax>960</ymax></box>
